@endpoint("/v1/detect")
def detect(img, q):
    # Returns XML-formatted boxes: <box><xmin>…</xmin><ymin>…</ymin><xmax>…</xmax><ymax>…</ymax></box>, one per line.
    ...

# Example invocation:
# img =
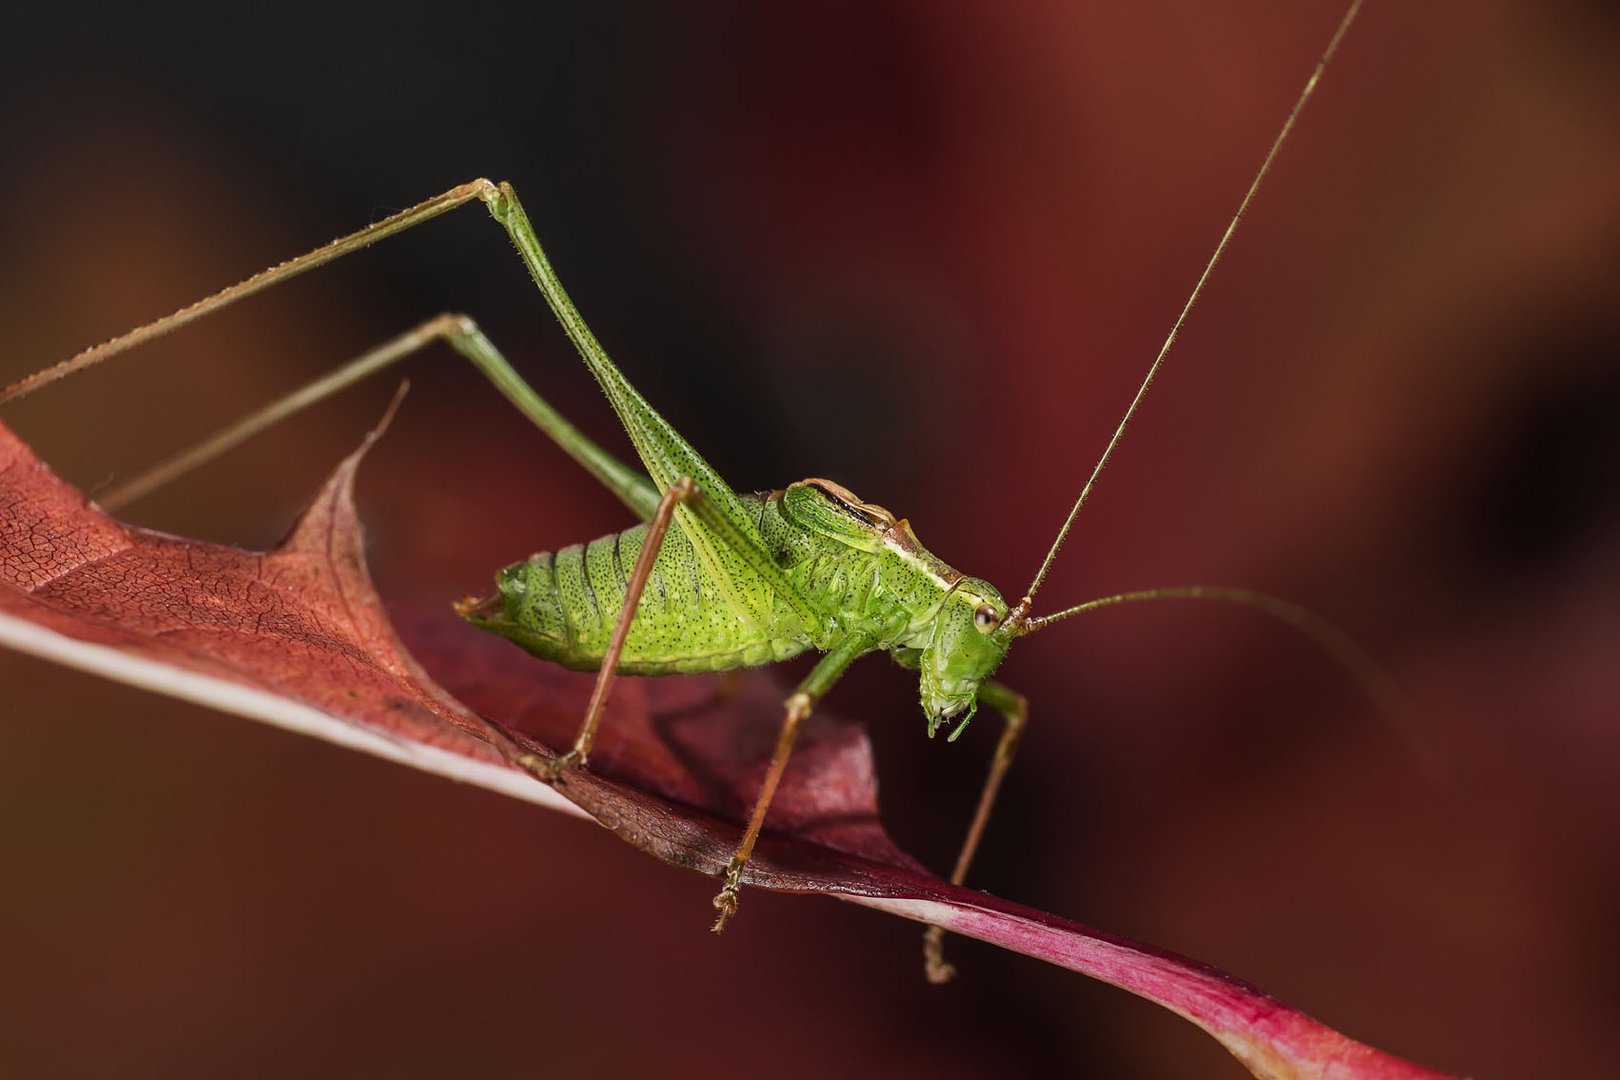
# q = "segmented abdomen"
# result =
<box><xmin>470</xmin><ymin>518</ymin><xmax>810</xmax><ymax>675</ymax></box>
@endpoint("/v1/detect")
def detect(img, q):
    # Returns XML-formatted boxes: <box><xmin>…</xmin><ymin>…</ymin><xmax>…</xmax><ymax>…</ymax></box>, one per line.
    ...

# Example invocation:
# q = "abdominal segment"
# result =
<box><xmin>465</xmin><ymin>519</ymin><xmax>808</xmax><ymax>675</ymax></box>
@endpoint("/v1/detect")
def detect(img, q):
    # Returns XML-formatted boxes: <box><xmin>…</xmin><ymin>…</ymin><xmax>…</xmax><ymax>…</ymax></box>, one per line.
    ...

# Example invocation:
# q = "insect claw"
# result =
<box><xmin>922</xmin><ymin>926</ymin><xmax>958</xmax><ymax>985</ymax></box>
<box><xmin>710</xmin><ymin>886</ymin><xmax>739</xmax><ymax>932</ymax></box>
<box><xmin>517</xmin><ymin>748</ymin><xmax>585</xmax><ymax>784</ymax></box>
<box><xmin>711</xmin><ymin>858</ymin><xmax>745</xmax><ymax>931</ymax></box>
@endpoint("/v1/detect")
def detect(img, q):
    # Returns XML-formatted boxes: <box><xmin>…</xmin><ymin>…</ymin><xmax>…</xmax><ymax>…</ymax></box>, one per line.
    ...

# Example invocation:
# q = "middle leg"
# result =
<box><xmin>710</xmin><ymin>632</ymin><xmax>874</xmax><ymax>931</ymax></box>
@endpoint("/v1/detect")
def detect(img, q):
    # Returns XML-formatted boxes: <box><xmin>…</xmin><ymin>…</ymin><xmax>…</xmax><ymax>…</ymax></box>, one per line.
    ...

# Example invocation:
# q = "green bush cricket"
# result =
<box><xmin>0</xmin><ymin>3</ymin><xmax>1373</xmax><ymax>984</ymax></box>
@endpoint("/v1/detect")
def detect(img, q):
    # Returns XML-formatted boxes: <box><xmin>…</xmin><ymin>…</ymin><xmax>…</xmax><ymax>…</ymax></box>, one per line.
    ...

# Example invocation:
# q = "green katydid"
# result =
<box><xmin>0</xmin><ymin>2</ymin><xmax>1373</xmax><ymax>983</ymax></box>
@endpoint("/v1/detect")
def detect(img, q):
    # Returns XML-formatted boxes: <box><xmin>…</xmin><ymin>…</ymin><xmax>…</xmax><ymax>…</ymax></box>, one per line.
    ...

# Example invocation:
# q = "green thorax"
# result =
<box><xmin>463</xmin><ymin>478</ymin><xmax>978</xmax><ymax>676</ymax></box>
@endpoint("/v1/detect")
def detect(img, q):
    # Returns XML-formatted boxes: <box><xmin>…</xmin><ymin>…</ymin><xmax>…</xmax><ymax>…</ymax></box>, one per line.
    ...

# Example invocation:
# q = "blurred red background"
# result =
<box><xmin>2</xmin><ymin>2</ymin><xmax>1617</xmax><ymax>1076</ymax></box>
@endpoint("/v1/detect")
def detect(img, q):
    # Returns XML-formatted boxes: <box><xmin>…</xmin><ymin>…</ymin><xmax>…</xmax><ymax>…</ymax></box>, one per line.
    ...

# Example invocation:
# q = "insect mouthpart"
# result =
<box><xmin>927</xmin><ymin>696</ymin><xmax>978</xmax><ymax>742</ymax></box>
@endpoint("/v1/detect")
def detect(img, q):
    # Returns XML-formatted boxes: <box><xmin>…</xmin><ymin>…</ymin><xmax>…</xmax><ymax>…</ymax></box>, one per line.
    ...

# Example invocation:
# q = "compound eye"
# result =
<box><xmin>973</xmin><ymin>603</ymin><xmax>1001</xmax><ymax>633</ymax></box>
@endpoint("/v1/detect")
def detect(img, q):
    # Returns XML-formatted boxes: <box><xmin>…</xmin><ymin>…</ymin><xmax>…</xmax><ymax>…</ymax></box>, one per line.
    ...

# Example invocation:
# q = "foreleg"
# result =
<box><xmin>922</xmin><ymin>678</ymin><xmax>1028</xmax><ymax>983</ymax></box>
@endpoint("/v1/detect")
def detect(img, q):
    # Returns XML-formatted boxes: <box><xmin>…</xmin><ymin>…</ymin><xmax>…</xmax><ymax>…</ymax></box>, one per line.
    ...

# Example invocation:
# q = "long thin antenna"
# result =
<box><xmin>1016</xmin><ymin>0</ymin><xmax>1364</xmax><ymax>611</ymax></box>
<box><xmin>1018</xmin><ymin>583</ymin><xmax>1451</xmax><ymax>781</ymax></box>
<box><xmin>1021</xmin><ymin>584</ymin><xmax>1404</xmax><ymax>712</ymax></box>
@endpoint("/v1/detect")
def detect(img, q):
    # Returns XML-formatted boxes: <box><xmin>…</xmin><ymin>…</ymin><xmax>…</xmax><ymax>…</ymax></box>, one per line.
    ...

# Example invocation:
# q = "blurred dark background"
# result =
<box><xmin>2</xmin><ymin>1</ymin><xmax>1617</xmax><ymax>1076</ymax></box>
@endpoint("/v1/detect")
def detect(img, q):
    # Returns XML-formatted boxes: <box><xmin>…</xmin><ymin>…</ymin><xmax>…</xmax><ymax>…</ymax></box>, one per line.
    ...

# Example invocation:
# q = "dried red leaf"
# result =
<box><xmin>0</xmin><ymin>411</ymin><xmax>1455</xmax><ymax>1080</ymax></box>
